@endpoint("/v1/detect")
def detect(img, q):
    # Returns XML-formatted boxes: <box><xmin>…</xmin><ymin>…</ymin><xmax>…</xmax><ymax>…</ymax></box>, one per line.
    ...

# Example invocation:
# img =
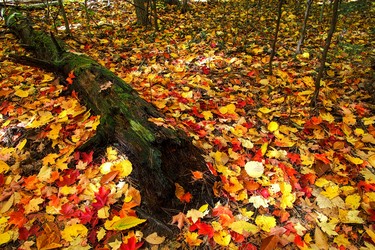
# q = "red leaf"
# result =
<box><xmin>314</xmin><ymin>153</ymin><xmax>330</xmax><ymax>164</ymax></box>
<box><xmin>79</xmin><ymin>207</ymin><xmax>96</xmax><ymax>224</ymax></box>
<box><xmin>192</xmin><ymin>221</ymin><xmax>214</xmax><ymax>238</ymax></box>
<box><xmin>202</xmin><ymin>66</ymin><xmax>210</xmax><ymax>75</ymax></box>
<box><xmin>120</xmin><ymin>236</ymin><xmax>143</xmax><ymax>250</ymax></box>
<box><xmin>9</xmin><ymin>210</ymin><xmax>27</xmax><ymax>228</ymax></box>
<box><xmin>55</xmin><ymin>169</ymin><xmax>80</xmax><ymax>187</ymax></box>
<box><xmin>81</xmin><ymin>151</ymin><xmax>94</xmax><ymax>164</ymax></box>
<box><xmin>93</xmin><ymin>186</ymin><xmax>110</xmax><ymax>210</ymax></box>
<box><xmin>60</xmin><ymin>203</ymin><xmax>76</xmax><ymax>218</ymax></box>
<box><xmin>287</xmin><ymin>152</ymin><xmax>301</xmax><ymax>165</ymax></box>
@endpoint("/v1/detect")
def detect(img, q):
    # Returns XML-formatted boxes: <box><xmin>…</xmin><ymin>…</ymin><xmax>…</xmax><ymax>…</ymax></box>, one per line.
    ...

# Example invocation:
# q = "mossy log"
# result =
<box><xmin>6</xmin><ymin>14</ymin><xmax>214</xmax><ymax>234</ymax></box>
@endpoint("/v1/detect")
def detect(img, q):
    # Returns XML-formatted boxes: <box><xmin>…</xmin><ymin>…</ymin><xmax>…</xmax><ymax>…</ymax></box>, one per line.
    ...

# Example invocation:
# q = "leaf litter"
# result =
<box><xmin>0</xmin><ymin>0</ymin><xmax>374</xmax><ymax>249</ymax></box>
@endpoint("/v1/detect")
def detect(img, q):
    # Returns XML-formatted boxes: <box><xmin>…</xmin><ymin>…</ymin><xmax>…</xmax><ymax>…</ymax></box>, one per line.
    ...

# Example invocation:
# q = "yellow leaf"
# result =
<box><xmin>41</xmin><ymin>74</ymin><xmax>55</xmax><ymax>82</ymax></box>
<box><xmin>110</xmin><ymin>216</ymin><xmax>146</xmax><ymax>230</ymax></box>
<box><xmin>114</xmin><ymin>160</ymin><xmax>132</xmax><ymax>177</ymax></box>
<box><xmin>213</xmin><ymin>230</ymin><xmax>231</xmax><ymax>246</ymax></box>
<box><xmin>202</xmin><ymin>110</ymin><xmax>213</xmax><ymax>120</ymax></box>
<box><xmin>97</xmin><ymin>227</ymin><xmax>106</xmax><ymax>241</ymax></box>
<box><xmin>261</xmin><ymin>142</ymin><xmax>268</xmax><ymax>156</ymax></box>
<box><xmin>338</xmin><ymin>209</ymin><xmax>364</xmax><ymax>224</ymax></box>
<box><xmin>24</xmin><ymin>197</ymin><xmax>44</xmax><ymax>214</ymax></box>
<box><xmin>327</xmin><ymin>70</ymin><xmax>335</xmax><ymax>77</ymax></box>
<box><xmin>280</xmin><ymin>182</ymin><xmax>295</xmax><ymax>209</ymax></box>
<box><xmin>186</xmin><ymin>209</ymin><xmax>204</xmax><ymax>223</ymax></box>
<box><xmin>302</xmin><ymin>52</ymin><xmax>310</xmax><ymax>58</ymax></box>
<box><xmin>60</xmin><ymin>186</ymin><xmax>77</xmax><ymax>196</ymax></box>
<box><xmin>334</xmin><ymin>234</ymin><xmax>350</xmax><ymax>247</ymax></box>
<box><xmin>244</xmin><ymin>161</ymin><xmax>264</xmax><ymax>178</ymax></box>
<box><xmin>48</xmin><ymin>123</ymin><xmax>62</xmax><ymax>140</ymax></box>
<box><xmin>14</xmin><ymin>89</ymin><xmax>29</xmax><ymax>97</ymax></box>
<box><xmin>259</xmin><ymin>79</ymin><xmax>269</xmax><ymax>85</ymax></box>
<box><xmin>17</xmin><ymin>139</ymin><xmax>27</xmax><ymax>151</ymax></box>
<box><xmin>106</xmin><ymin>147</ymin><xmax>118</xmax><ymax>161</ymax></box>
<box><xmin>249</xmin><ymin>195</ymin><xmax>269</xmax><ymax>208</ymax></box>
<box><xmin>214</xmin><ymin>151</ymin><xmax>229</xmax><ymax>166</ymax></box>
<box><xmin>100</xmin><ymin>162</ymin><xmax>113</xmax><ymax>175</ymax></box>
<box><xmin>185</xmin><ymin>232</ymin><xmax>203</xmax><ymax>246</ymax></box>
<box><xmin>368</xmin><ymin>154</ymin><xmax>375</xmax><ymax>167</ymax></box>
<box><xmin>321</xmin><ymin>184</ymin><xmax>340</xmax><ymax>199</ymax></box>
<box><xmin>345</xmin><ymin>194</ymin><xmax>361</xmax><ymax>210</ymax></box>
<box><xmin>345</xmin><ymin>155</ymin><xmax>363</xmax><ymax>165</ymax></box>
<box><xmin>258</xmin><ymin>107</ymin><xmax>272</xmax><ymax>114</ymax></box>
<box><xmin>229</xmin><ymin>221</ymin><xmax>259</xmax><ymax>234</ymax></box>
<box><xmin>255</xmin><ymin>215</ymin><xmax>276</xmax><ymax>232</ymax></box>
<box><xmin>0</xmin><ymin>232</ymin><xmax>11</xmax><ymax>245</ymax></box>
<box><xmin>61</xmin><ymin>224</ymin><xmax>88</xmax><ymax>242</ymax></box>
<box><xmin>98</xmin><ymin>206</ymin><xmax>110</xmax><ymax>219</ymax></box>
<box><xmin>320</xmin><ymin>112</ymin><xmax>335</xmax><ymax>123</ymax></box>
<box><xmin>365</xmin><ymin>227</ymin><xmax>375</xmax><ymax>243</ymax></box>
<box><xmin>268</xmin><ymin>121</ymin><xmax>279</xmax><ymax>132</ymax></box>
<box><xmin>0</xmin><ymin>160</ymin><xmax>10</xmax><ymax>174</ymax></box>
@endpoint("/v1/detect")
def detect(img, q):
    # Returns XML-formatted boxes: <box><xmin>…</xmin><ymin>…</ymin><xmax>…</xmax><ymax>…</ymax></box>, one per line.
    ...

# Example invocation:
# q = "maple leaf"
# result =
<box><xmin>120</xmin><ymin>236</ymin><xmax>143</xmax><ymax>250</ymax></box>
<box><xmin>66</xmin><ymin>70</ymin><xmax>75</xmax><ymax>85</ymax></box>
<box><xmin>171</xmin><ymin>212</ymin><xmax>188</xmax><ymax>230</ymax></box>
<box><xmin>93</xmin><ymin>186</ymin><xmax>110</xmax><ymax>210</ymax></box>
<box><xmin>55</xmin><ymin>169</ymin><xmax>80</xmax><ymax>187</ymax></box>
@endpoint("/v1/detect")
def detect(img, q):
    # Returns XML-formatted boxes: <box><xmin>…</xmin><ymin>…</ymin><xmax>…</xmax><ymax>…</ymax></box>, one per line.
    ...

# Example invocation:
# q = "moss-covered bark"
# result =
<box><xmin>6</xmin><ymin>14</ymin><xmax>214</xmax><ymax>233</ymax></box>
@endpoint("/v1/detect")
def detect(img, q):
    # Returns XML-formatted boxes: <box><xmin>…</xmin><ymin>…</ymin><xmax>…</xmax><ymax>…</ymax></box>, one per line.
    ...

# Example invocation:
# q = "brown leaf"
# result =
<box><xmin>313</xmin><ymin>160</ymin><xmax>331</xmax><ymax>177</ymax></box>
<box><xmin>260</xmin><ymin>235</ymin><xmax>279</xmax><ymax>250</ymax></box>
<box><xmin>314</xmin><ymin>226</ymin><xmax>329</xmax><ymax>250</ymax></box>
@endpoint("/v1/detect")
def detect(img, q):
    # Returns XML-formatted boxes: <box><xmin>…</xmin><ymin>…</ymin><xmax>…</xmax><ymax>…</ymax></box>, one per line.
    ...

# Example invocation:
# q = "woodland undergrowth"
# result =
<box><xmin>0</xmin><ymin>0</ymin><xmax>374</xmax><ymax>249</ymax></box>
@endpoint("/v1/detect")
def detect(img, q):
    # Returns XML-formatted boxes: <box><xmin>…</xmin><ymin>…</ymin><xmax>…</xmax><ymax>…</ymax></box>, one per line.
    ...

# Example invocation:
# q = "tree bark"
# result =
<box><xmin>311</xmin><ymin>0</ymin><xmax>339</xmax><ymax>107</ymax></box>
<box><xmin>6</xmin><ymin>14</ymin><xmax>214</xmax><ymax>235</ymax></box>
<box><xmin>134</xmin><ymin>0</ymin><xmax>150</xmax><ymax>26</ymax></box>
<box><xmin>296</xmin><ymin>0</ymin><xmax>313</xmax><ymax>54</ymax></box>
<box><xmin>269</xmin><ymin>0</ymin><xmax>284</xmax><ymax>75</ymax></box>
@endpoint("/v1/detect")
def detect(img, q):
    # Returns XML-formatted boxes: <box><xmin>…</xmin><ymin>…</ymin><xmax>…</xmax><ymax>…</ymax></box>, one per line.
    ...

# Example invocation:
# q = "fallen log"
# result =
<box><xmin>5</xmin><ymin>12</ymin><xmax>214</xmax><ymax>235</ymax></box>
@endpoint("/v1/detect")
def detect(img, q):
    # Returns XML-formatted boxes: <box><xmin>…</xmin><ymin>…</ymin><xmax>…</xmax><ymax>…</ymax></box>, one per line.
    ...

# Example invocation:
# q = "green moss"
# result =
<box><xmin>130</xmin><ymin>120</ymin><xmax>155</xmax><ymax>143</ymax></box>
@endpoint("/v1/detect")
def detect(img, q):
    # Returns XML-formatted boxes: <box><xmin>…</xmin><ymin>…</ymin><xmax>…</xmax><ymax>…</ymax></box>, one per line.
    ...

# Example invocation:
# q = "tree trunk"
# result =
<box><xmin>134</xmin><ymin>0</ymin><xmax>150</xmax><ymax>26</ymax></box>
<box><xmin>6</xmin><ymin>14</ymin><xmax>214</xmax><ymax>235</ymax></box>
<box><xmin>296</xmin><ymin>0</ymin><xmax>313</xmax><ymax>54</ymax></box>
<box><xmin>311</xmin><ymin>0</ymin><xmax>339</xmax><ymax>107</ymax></box>
<box><xmin>269</xmin><ymin>0</ymin><xmax>284</xmax><ymax>75</ymax></box>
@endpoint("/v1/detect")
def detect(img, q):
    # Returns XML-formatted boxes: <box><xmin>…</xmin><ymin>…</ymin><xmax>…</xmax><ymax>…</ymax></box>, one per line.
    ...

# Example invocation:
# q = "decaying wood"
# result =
<box><xmin>6</xmin><ymin>13</ymin><xmax>215</xmax><ymax>236</ymax></box>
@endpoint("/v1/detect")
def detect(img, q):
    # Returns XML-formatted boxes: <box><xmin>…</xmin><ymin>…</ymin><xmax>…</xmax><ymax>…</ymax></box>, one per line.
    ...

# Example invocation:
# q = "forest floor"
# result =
<box><xmin>0</xmin><ymin>0</ymin><xmax>374</xmax><ymax>249</ymax></box>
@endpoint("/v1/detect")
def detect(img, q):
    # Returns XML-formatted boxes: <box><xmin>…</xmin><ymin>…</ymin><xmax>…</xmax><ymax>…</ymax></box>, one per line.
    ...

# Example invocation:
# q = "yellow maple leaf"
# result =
<box><xmin>202</xmin><ymin>110</ymin><xmax>213</xmax><ymax>120</ymax></box>
<box><xmin>106</xmin><ymin>147</ymin><xmax>118</xmax><ymax>161</ymax></box>
<box><xmin>61</xmin><ymin>224</ymin><xmax>88</xmax><ymax>242</ymax></box>
<box><xmin>185</xmin><ymin>232</ymin><xmax>203</xmax><ymax>246</ymax></box>
<box><xmin>25</xmin><ymin>197</ymin><xmax>44</xmax><ymax>214</ymax></box>
<box><xmin>280</xmin><ymin>182</ymin><xmax>295</xmax><ymax>209</ymax></box>
<box><xmin>345</xmin><ymin>194</ymin><xmax>361</xmax><ymax>210</ymax></box>
<box><xmin>186</xmin><ymin>209</ymin><xmax>204</xmax><ymax>223</ymax></box>
<box><xmin>255</xmin><ymin>215</ymin><xmax>276</xmax><ymax>232</ymax></box>
<box><xmin>334</xmin><ymin>234</ymin><xmax>350</xmax><ymax>247</ymax></box>
<box><xmin>338</xmin><ymin>209</ymin><xmax>364</xmax><ymax>224</ymax></box>
<box><xmin>48</xmin><ymin>123</ymin><xmax>62</xmax><ymax>140</ymax></box>
<box><xmin>213</xmin><ymin>230</ymin><xmax>231</xmax><ymax>246</ymax></box>
<box><xmin>321</xmin><ymin>184</ymin><xmax>340</xmax><ymax>199</ymax></box>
